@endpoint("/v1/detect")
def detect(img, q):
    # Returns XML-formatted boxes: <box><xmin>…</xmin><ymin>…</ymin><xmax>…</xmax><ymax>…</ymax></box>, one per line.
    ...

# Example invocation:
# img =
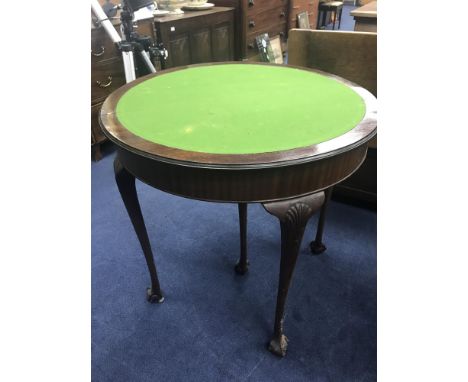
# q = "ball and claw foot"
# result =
<box><xmin>146</xmin><ymin>288</ymin><xmax>165</xmax><ymax>304</ymax></box>
<box><xmin>268</xmin><ymin>334</ymin><xmax>288</xmax><ymax>357</ymax></box>
<box><xmin>310</xmin><ymin>240</ymin><xmax>327</xmax><ymax>255</ymax></box>
<box><xmin>234</xmin><ymin>261</ymin><xmax>249</xmax><ymax>275</ymax></box>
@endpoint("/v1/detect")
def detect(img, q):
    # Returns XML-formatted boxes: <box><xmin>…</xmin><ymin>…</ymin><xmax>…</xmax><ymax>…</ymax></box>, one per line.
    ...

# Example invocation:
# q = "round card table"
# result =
<box><xmin>99</xmin><ymin>62</ymin><xmax>377</xmax><ymax>357</ymax></box>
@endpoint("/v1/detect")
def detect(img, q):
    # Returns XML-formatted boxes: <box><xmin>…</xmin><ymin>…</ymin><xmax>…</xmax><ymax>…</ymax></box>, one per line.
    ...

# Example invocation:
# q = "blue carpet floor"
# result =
<box><xmin>92</xmin><ymin>147</ymin><xmax>376</xmax><ymax>381</ymax></box>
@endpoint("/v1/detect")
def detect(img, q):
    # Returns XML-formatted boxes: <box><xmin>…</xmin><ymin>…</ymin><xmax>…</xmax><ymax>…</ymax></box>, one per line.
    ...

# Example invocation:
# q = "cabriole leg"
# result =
<box><xmin>263</xmin><ymin>192</ymin><xmax>325</xmax><ymax>356</ymax></box>
<box><xmin>310</xmin><ymin>187</ymin><xmax>333</xmax><ymax>255</ymax></box>
<box><xmin>114</xmin><ymin>157</ymin><xmax>164</xmax><ymax>303</ymax></box>
<box><xmin>235</xmin><ymin>203</ymin><xmax>249</xmax><ymax>275</ymax></box>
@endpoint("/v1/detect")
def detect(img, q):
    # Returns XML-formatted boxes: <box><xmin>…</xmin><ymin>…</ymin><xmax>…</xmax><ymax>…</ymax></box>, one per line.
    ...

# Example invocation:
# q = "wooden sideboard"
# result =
<box><xmin>153</xmin><ymin>7</ymin><xmax>235</xmax><ymax>69</ymax></box>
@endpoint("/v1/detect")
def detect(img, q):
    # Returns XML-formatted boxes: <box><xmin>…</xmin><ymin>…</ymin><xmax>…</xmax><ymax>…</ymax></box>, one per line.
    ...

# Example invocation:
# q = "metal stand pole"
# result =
<box><xmin>121</xmin><ymin>45</ymin><xmax>137</xmax><ymax>83</ymax></box>
<box><xmin>91</xmin><ymin>0</ymin><xmax>137</xmax><ymax>82</ymax></box>
<box><xmin>139</xmin><ymin>50</ymin><xmax>156</xmax><ymax>74</ymax></box>
<box><xmin>91</xmin><ymin>0</ymin><xmax>163</xmax><ymax>83</ymax></box>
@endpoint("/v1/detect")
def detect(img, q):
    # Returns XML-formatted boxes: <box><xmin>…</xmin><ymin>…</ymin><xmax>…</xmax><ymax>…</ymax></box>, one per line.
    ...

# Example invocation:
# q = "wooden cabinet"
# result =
<box><xmin>90</xmin><ymin>16</ymin><xmax>156</xmax><ymax>160</ymax></box>
<box><xmin>212</xmin><ymin>0</ymin><xmax>289</xmax><ymax>59</ymax></box>
<box><xmin>153</xmin><ymin>7</ymin><xmax>235</xmax><ymax>69</ymax></box>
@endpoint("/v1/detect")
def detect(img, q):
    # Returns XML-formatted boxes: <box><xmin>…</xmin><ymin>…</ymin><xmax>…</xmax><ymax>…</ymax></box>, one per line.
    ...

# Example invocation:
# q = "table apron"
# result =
<box><xmin>116</xmin><ymin>145</ymin><xmax>369</xmax><ymax>203</ymax></box>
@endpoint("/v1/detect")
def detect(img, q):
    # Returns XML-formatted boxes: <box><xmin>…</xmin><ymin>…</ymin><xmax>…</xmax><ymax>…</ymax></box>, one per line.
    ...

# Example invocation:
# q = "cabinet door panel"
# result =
<box><xmin>191</xmin><ymin>29</ymin><xmax>212</xmax><ymax>64</ymax></box>
<box><xmin>212</xmin><ymin>24</ymin><xmax>232</xmax><ymax>61</ymax></box>
<box><xmin>169</xmin><ymin>34</ymin><xmax>192</xmax><ymax>67</ymax></box>
<box><xmin>155</xmin><ymin>8</ymin><xmax>235</xmax><ymax>67</ymax></box>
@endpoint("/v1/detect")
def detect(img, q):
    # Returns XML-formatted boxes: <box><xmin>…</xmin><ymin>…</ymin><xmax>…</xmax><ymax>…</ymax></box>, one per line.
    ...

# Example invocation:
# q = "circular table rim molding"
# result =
<box><xmin>99</xmin><ymin>62</ymin><xmax>377</xmax><ymax>169</ymax></box>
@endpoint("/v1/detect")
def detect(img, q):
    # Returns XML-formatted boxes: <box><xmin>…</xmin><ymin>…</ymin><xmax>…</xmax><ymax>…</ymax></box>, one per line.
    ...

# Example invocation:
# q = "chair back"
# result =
<box><xmin>288</xmin><ymin>29</ymin><xmax>377</xmax><ymax>96</ymax></box>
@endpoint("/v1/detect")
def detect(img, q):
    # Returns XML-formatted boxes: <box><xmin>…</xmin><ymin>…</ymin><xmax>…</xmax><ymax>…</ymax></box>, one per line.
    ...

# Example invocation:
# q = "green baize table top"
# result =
<box><xmin>115</xmin><ymin>64</ymin><xmax>366</xmax><ymax>155</ymax></box>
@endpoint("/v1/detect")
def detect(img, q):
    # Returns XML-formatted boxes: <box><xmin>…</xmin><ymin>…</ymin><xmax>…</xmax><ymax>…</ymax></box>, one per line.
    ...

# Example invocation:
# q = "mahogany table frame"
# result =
<box><xmin>99</xmin><ymin>62</ymin><xmax>377</xmax><ymax>357</ymax></box>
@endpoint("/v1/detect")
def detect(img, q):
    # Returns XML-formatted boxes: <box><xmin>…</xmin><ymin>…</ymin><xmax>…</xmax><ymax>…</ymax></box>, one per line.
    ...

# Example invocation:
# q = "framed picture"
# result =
<box><xmin>297</xmin><ymin>11</ymin><xmax>311</xmax><ymax>29</ymax></box>
<box><xmin>269</xmin><ymin>36</ymin><xmax>284</xmax><ymax>64</ymax></box>
<box><xmin>255</xmin><ymin>33</ymin><xmax>275</xmax><ymax>63</ymax></box>
<box><xmin>255</xmin><ymin>34</ymin><xmax>283</xmax><ymax>64</ymax></box>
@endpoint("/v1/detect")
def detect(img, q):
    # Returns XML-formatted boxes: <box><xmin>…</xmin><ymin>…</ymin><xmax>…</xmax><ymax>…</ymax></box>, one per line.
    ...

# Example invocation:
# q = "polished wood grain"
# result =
<box><xmin>114</xmin><ymin>142</ymin><xmax>368</xmax><ymax>203</ymax></box>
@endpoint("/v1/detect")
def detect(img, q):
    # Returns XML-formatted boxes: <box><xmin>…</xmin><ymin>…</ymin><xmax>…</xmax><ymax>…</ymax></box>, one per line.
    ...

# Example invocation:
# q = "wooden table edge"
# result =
<box><xmin>99</xmin><ymin>62</ymin><xmax>377</xmax><ymax>169</ymax></box>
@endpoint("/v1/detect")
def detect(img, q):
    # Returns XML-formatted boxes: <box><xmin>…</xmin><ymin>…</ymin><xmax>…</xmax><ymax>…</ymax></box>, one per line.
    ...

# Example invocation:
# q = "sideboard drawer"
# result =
<box><xmin>91</xmin><ymin>58</ymin><xmax>126</xmax><ymax>104</ymax></box>
<box><xmin>246</xmin><ymin>0</ymin><xmax>288</xmax><ymax>15</ymax></box>
<box><xmin>245</xmin><ymin>5</ymin><xmax>288</xmax><ymax>35</ymax></box>
<box><xmin>91</xmin><ymin>27</ymin><xmax>120</xmax><ymax>65</ymax></box>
